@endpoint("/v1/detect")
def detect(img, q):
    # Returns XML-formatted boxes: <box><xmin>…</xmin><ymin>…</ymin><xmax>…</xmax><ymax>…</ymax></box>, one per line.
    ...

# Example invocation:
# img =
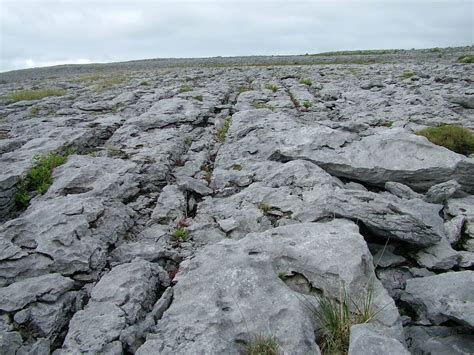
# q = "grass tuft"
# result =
<box><xmin>217</xmin><ymin>117</ymin><xmax>232</xmax><ymax>142</ymax></box>
<box><xmin>399</xmin><ymin>71</ymin><xmax>415</xmax><ymax>80</ymax></box>
<box><xmin>171</xmin><ymin>228</ymin><xmax>189</xmax><ymax>241</ymax></box>
<box><xmin>7</xmin><ymin>88</ymin><xmax>66</xmax><ymax>102</ymax></box>
<box><xmin>30</xmin><ymin>106</ymin><xmax>40</xmax><ymax>116</ymax></box>
<box><xmin>15</xmin><ymin>152</ymin><xmax>70</xmax><ymax>209</ymax></box>
<box><xmin>252</xmin><ymin>102</ymin><xmax>274</xmax><ymax>110</ymax></box>
<box><xmin>302</xmin><ymin>100</ymin><xmax>312</xmax><ymax>109</ymax></box>
<box><xmin>312</xmin><ymin>286</ymin><xmax>376</xmax><ymax>355</ymax></box>
<box><xmin>299</xmin><ymin>78</ymin><xmax>312</xmax><ymax>86</ymax></box>
<box><xmin>184</xmin><ymin>136</ymin><xmax>193</xmax><ymax>146</ymax></box>
<box><xmin>179</xmin><ymin>85</ymin><xmax>193</xmax><ymax>93</ymax></box>
<box><xmin>257</xmin><ymin>203</ymin><xmax>271</xmax><ymax>214</ymax></box>
<box><xmin>265</xmin><ymin>84</ymin><xmax>279</xmax><ymax>93</ymax></box>
<box><xmin>416</xmin><ymin>125</ymin><xmax>474</xmax><ymax>155</ymax></box>
<box><xmin>458</xmin><ymin>55</ymin><xmax>474</xmax><ymax>64</ymax></box>
<box><xmin>243</xmin><ymin>335</ymin><xmax>280</xmax><ymax>355</ymax></box>
<box><xmin>193</xmin><ymin>95</ymin><xmax>203</xmax><ymax>102</ymax></box>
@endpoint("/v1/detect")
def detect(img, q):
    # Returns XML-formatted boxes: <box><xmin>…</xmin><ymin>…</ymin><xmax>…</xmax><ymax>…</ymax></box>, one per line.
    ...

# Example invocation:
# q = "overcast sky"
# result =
<box><xmin>0</xmin><ymin>0</ymin><xmax>472</xmax><ymax>72</ymax></box>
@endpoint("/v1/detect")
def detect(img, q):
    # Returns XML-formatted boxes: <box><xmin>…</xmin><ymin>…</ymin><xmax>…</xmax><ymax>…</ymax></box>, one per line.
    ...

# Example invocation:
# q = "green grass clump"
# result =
<box><xmin>458</xmin><ymin>55</ymin><xmax>474</xmax><ymax>64</ymax></box>
<box><xmin>30</xmin><ymin>106</ymin><xmax>40</xmax><ymax>116</ymax></box>
<box><xmin>184</xmin><ymin>136</ymin><xmax>193</xmax><ymax>146</ymax></box>
<box><xmin>15</xmin><ymin>152</ymin><xmax>69</xmax><ymax>209</ymax></box>
<box><xmin>302</xmin><ymin>100</ymin><xmax>312</xmax><ymax>109</ymax></box>
<box><xmin>399</xmin><ymin>71</ymin><xmax>415</xmax><ymax>80</ymax></box>
<box><xmin>238</xmin><ymin>86</ymin><xmax>253</xmax><ymax>94</ymax></box>
<box><xmin>265</xmin><ymin>84</ymin><xmax>279</xmax><ymax>93</ymax></box>
<box><xmin>257</xmin><ymin>203</ymin><xmax>272</xmax><ymax>214</ymax></box>
<box><xmin>193</xmin><ymin>95</ymin><xmax>203</xmax><ymax>102</ymax></box>
<box><xmin>217</xmin><ymin>117</ymin><xmax>232</xmax><ymax>142</ymax></box>
<box><xmin>416</xmin><ymin>125</ymin><xmax>474</xmax><ymax>155</ymax></box>
<box><xmin>313</xmin><ymin>286</ymin><xmax>376</xmax><ymax>355</ymax></box>
<box><xmin>171</xmin><ymin>228</ymin><xmax>189</xmax><ymax>241</ymax></box>
<box><xmin>7</xmin><ymin>88</ymin><xmax>66</xmax><ymax>102</ymax></box>
<box><xmin>243</xmin><ymin>335</ymin><xmax>279</xmax><ymax>355</ymax></box>
<box><xmin>179</xmin><ymin>85</ymin><xmax>193</xmax><ymax>93</ymax></box>
<box><xmin>299</xmin><ymin>78</ymin><xmax>312</xmax><ymax>86</ymax></box>
<box><xmin>94</xmin><ymin>76</ymin><xmax>127</xmax><ymax>92</ymax></box>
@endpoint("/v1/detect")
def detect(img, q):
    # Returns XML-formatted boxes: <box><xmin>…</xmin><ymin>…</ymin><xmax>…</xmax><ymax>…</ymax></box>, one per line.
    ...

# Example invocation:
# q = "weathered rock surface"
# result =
<box><xmin>401</xmin><ymin>271</ymin><xmax>474</xmax><ymax>327</ymax></box>
<box><xmin>348</xmin><ymin>324</ymin><xmax>409</xmax><ymax>355</ymax></box>
<box><xmin>137</xmin><ymin>220</ymin><xmax>403</xmax><ymax>354</ymax></box>
<box><xmin>405</xmin><ymin>325</ymin><xmax>474</xmax><ymax>354</ymax></box>
<box><xmin>0</xmin><ymin>48</ymin><xmax>472</xmax><ymax>353</ymax></box>
<box><xmin>61</xmin><ymin>259</ymin><xmax>169</xmax><ymax>353</ymax></box>
<box><xmin>0</xmin><ymin>273</ymin><xmax>74</xmax><ymax>312</ymax></box>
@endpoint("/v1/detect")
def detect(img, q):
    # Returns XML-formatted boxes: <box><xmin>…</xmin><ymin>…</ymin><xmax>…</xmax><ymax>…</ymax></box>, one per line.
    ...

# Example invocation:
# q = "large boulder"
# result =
<box><xmin>298</xmin><ymin>187</ymin><xmax>445</xmax><ymax>247</ymax></box>
<box><xmin>401</xmin><ymin>271</ymin><xmax>474</xmax><ymax>328</ymax></box>
<box><xmin>137</xmin><ymin>220</ymin><xmax>402</xmax><ymax>354</ymax></box>
<box><xmin>274</xmin><ymin>129</ymin><xmax>474</xmax><ymax>193</ymax></box>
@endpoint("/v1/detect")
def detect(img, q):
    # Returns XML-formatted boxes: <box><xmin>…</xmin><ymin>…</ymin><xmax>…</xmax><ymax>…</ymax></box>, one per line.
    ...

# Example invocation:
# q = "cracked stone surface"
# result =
<box><xmin>0</xmin><ymin>47</ymin><xmax>473</xmax><ymax>354</ymax></box>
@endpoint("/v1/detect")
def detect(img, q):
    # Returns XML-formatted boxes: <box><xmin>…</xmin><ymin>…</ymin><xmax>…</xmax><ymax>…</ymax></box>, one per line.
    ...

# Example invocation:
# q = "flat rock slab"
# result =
<box><xmin>278</xmin><ymin>129</ymin><xmax>474</xmax><ymax>193</ymax></box>
<box><xmin>0</xmin><ymin>273</ymin><xmax>74</xmax><ymax>312</ymax></box>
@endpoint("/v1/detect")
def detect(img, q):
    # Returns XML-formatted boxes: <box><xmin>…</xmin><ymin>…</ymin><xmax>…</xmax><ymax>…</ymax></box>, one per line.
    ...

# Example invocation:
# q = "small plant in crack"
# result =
<box><xmin>179</xmin><ymin>85</ymin><xmax>193</xmax><ymax>93</ymax></box>
<box><xmin>193</xmin><ymin>95</ymin><xmax>203</xmax><ymax>102</ymax></box>
<box><xmin>302</xmin><ymin>100</ymin><xmax>312</xmax><ymax>109</ymax></box>
<box><xmin>300</xmin><ymin>283</ymin><xmax>379</xmax><ymax>355</ymax></box>
<box><xmin>252</xmin><ymin>102</ymin><xmax>274</xmax><ymax>110</ymax></box>
<box><xmin>30</xmin><ymin>106</ymin><xmax>40</xmax><ymax>117</ymax></box>
<box><xmin>381</xmin><ymin>120</ymin><xmax>394</xmax><ymax>127</ymax></box>
<box><xmin>238</xmin><ymin>85</ymin><xmax>253</xmax><ymax>94</ymax></box>
<box><xmin>277</xmin><ymin>272</ymin><xmax>289</xmax><ymax>281</ymax></box>
<box><xmin>106</xmin><ymin>145</ymin><xmax>123</xmax><ymax>157</ymax></box>
<box><xmin>243</xmin><ymin>334</ymin><xmax>280</xmax><ymax>355</ymax></box>
<box><xmin>289</xmin><ymin>93</ymin><xmax>300</xmax><ymax>109</ymax></box>
<box><xmin>171</xmin><ymin>228</ymin><xmax>189</xmax><ymax>242</ymax></box>
<box><xmin>232</xmin><ymin>164</ymin><xmax>242</xmax><ymax>171</ymax></box>
<box><xmin>14</xmin><ymin>151</ymin><xmax>71</xmax><ymax>210</ymax></box>
<box><xmin>217</xmin><ymin>116</ymin><xmax>232</xmax><ymax>143</ymax></box>
<box><xmin>201</xmin><ymin>163</ymin><xmax>213</xmax><ymax>184</ymax></box>
<box><xmin>257</xmin><ymin>202</ymin><xmax>272</xmax><ymax>214</ymax></box>
<box><xmin>399</xmin><ymin>71</ymin><xmax>415</xmax><ymax>80</ymax></box>
<box><xmin>265</xmin><ymin>84</ymin><xmax>279</xmax><ymax>93</ymax></box>
<box><xmin>299</xmin><ymin>78</ymin><xmax>312</xmax><ymax>86</ymax></box>
<box><xmin>184</xmin><ymin>136</ymin><xmax>193</xmax><ymax>146</ymax></box>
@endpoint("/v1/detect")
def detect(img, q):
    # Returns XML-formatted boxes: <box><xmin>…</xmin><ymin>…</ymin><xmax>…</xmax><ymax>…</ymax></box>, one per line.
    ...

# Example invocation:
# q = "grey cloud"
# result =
<box><xmin>0</xmin><ymin>0</ymin><xmax>472</xmax><ymax>72</ymax></box>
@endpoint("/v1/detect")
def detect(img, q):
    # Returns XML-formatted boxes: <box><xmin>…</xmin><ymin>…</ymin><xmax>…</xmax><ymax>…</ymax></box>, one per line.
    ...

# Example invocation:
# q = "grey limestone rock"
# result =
<box><xmin>348</xmin><ymin>324</ymin><xmax>409</xmax><ymax>355</ymax></box>
<box><xmin>0</xmin><ymin>273</ymin><xmax>74</xmax><ymax>312</ymax></box>
<box><xmin>150</xmin><ymin>185</ymin><xmax>186</xmax><ymax>223</ymax></box>
<box><xmin>401</xmin><ymin>271</ymin><xmax>474</xmax><ymax>327</ymax></box>
<box><xmin>137</xmin><ymin>220</ymin><xmax>402</xmax><ymax>354</ymax></box>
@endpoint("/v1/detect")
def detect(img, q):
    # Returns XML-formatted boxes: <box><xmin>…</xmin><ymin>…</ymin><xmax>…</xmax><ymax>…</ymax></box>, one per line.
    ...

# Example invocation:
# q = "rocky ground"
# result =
<box><xmin>0</xmin><ymin>47</ymin><xmax>473</xmax><ymax>354</ymax></box>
